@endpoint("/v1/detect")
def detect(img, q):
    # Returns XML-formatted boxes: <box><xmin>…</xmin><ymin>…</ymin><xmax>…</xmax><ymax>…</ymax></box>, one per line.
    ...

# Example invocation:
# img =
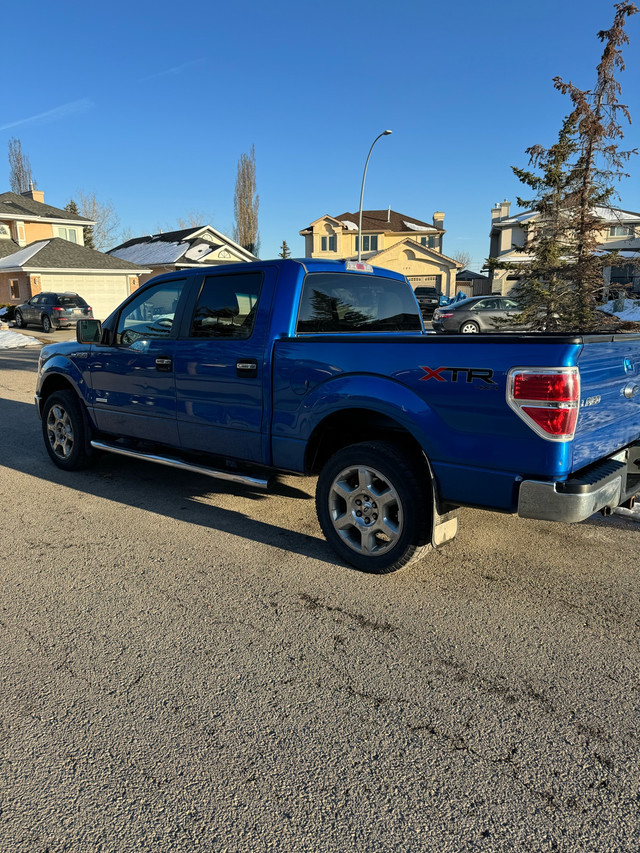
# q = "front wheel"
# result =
<box><xmin>14</xmin><ymin>310</ymin><xmax>25</xmax><ymax>328</ymax></box>
<box><xmin>459</xmin><ymin>320</ymin><xmax>479</xmax><ymax>334</ymax></box>
<box><xmin>42</xmin><ymin>314</ymin><xmax>52</xmax><ymax>333</ymax></box>
<box><xmin>42</xmin><ymin>390</ymin><xmax>95</xmax><ymax>470</ymax></box>
<box><xmin>315</xmin><ymin>440</ymin><xmax>431</xmax><ymax>573</ymax></box>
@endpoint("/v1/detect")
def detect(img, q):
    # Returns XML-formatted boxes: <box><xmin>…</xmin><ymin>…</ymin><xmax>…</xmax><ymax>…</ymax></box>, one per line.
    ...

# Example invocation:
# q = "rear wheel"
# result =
<box><xmin>42</xmin><ymin>390</ymin><xmax>95</xmax><ymax>470</ymax></box>
<box><xmin>42</xmin><ymin>314</ymin><xmax>52</xmax><ymax>333</ymax></box>
<box><xmin>460</xmin><ymin>320</ymin><xmax>479</xmax><ymax>334</ymax></box>
<box><xmin>14</xmin><ymin>310</ymin><xmax>25</xmax><ymax>328</ymax></box>
<box><xmin>316</xmin><ymin>440</ymin><xmax>432</xmax><ymax>573</ymax></box>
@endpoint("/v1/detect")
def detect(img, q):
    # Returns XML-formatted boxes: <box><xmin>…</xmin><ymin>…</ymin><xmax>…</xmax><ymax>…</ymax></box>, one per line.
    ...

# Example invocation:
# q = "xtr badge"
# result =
<box><xmin>420</xmin><ymin>366</ymin><xmax>496</xmax><ymax>385</ymax></box>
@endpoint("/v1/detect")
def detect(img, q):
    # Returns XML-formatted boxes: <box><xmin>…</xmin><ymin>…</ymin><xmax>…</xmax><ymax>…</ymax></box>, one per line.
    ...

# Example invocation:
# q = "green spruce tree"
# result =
<box><xmin>278</xmin><ymin>240</ymin><xmax>291</xmax><ymax>259</ymax></box>
<box><xmin>491</xmin><ymin>2</ymin><xmax>638</xmax><ymax>331</ymax></box>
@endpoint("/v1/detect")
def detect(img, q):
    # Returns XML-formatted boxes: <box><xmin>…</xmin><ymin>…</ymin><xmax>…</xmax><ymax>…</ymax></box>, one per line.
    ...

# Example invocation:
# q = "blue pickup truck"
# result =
<box><xmin>35</xmin><ymin>259</ymin><xmax>640</xmax><ymax>573</ymax></box>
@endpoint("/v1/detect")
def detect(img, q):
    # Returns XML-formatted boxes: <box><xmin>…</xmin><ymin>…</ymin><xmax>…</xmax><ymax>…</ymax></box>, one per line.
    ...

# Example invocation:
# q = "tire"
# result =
<box><xmin>14</xmin><ymin>310</ymin><xmax>25</xmax><ymax>329</ymax></box>
<box><xmin>315</xmin><ymin>440</ymin><xmax>432</xmax><ymax>573</ymax></box>
<box><xmin>42</xmin><ymin>390</ymin><xmax>95</xmax><ymax>471</ymax></box>
<box><xmin>42</xmin><ymin>314</ymin><xmax>52</xmax><ymax>333</ymax></box>
<box><xmin>460</xmin><ymin>320</ymin><xmax>479</xmax><ymax>334</ymax></box>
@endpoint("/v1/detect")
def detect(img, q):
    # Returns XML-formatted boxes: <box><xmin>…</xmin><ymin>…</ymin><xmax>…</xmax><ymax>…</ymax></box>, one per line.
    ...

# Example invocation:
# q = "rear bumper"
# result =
<box><xmin>518</xmin><ymin>442</ymin><xmax>640</xmax><ymax>523</ymax></box>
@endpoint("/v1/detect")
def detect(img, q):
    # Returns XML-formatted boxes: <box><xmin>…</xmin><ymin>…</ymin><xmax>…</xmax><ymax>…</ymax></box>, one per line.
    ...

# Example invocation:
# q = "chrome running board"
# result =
<box><xmin>90</xmin><ymin>440</ymin><xmax>269</xmax><ymax>489</ymax></box>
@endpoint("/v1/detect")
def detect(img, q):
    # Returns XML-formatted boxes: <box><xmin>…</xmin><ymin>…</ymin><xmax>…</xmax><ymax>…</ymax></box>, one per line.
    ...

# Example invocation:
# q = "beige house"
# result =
<box><xmin>300</xmin><ymin>209</ymin><xmax>460</xmax><ymax>297</ymax></box>
<box><xmin>489</xmin><ymin>199</ymin><xmax>640</xmax><ymax>295</ymax></box>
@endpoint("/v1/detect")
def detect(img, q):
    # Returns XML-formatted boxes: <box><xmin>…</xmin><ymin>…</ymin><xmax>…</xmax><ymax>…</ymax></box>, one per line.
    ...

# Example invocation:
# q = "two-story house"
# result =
<box><xmin>0</xmin><ymin>186</ymin><xmax>93</xmax><ymax>249</ymax></box>
<box><xmin>489</xmin><ymin>199</ymin><xmax>640</xmax><ymax>296</ymax></box>
<box><xmin>300</xmin><ymin>209</ymin><xmax>460</xmax><ymax>297</ymax></box>
<box><xmin>0</xmin><ymin>188</ymin><xmax>149</xmax><ymax>320</ymax></box>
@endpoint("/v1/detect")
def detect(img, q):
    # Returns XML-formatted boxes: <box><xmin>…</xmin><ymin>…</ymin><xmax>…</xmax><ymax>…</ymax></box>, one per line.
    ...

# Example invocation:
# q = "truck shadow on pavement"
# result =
<box><xmin>0</xmin><ymin>392</ymin><xmax>342</xmax><ymax>567</ymax></box>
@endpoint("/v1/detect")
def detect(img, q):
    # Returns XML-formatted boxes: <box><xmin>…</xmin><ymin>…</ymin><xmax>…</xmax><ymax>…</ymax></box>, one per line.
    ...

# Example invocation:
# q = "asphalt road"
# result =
<box><xmin>1</xmin><ymin>348</ymin><xmax>639</xmax><ymax>852</ymax></box>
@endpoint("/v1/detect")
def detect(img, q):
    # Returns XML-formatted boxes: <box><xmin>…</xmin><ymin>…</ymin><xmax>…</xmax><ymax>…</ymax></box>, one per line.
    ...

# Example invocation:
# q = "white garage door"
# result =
<box><xmin>43</xmin><ymin>274</ymin><xmax>131</xmax><ymax>322</ymax></box>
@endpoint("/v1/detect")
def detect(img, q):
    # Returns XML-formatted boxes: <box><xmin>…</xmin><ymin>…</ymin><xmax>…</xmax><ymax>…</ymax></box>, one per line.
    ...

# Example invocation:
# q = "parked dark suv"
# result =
<box><xmin>413</xmin><ymin>285</ymin><xmax>440</xmax><ymax>319</ymax></box>
<box><xmin>14</xmin><ymin>292</ymin><xmax>93</xmax><ymax>333</ymax></box>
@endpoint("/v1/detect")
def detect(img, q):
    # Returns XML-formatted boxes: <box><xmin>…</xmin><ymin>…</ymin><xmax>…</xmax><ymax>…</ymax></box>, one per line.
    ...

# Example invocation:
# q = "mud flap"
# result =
<box><xmin>431</xmin><ymin>505</ymin><xmax>459</xmax><ymax>548</ymax></box>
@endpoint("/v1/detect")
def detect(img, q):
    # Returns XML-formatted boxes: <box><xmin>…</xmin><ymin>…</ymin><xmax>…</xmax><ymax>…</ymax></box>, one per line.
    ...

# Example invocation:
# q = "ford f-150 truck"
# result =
<box><xmin>35</xmin><ymin>259</ymin><xmax>640</xmax><ymax>573</ymax></box>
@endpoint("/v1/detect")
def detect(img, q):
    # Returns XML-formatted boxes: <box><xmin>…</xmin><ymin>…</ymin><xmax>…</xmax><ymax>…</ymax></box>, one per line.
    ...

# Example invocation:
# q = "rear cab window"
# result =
<box><xmin>296</xmin><ymin>272</ymin><xmax>422</xmax><ymax>334</ymax></box>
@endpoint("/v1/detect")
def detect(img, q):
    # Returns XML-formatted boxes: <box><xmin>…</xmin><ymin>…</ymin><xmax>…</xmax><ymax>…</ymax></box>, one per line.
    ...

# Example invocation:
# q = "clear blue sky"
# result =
<box><xmin>3</xmin><ymin>0</ymin><xmax>639</xmax><ymax>270</ymax></box>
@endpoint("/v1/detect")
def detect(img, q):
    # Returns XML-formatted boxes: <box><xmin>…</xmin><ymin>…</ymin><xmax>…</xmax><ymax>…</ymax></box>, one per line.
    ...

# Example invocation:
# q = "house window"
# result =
<box><xmin>420</xmin><ymin>236</ymin><xmax>437</xmax><ymax>249</ymax></box>
<box><xmin>354</xmin><ymin>235</ymin><xmax>378</xmax><ymax>252</ymax></box>
<box><xmin>321</xmin><ymin>235</ymin><xmax>337</xmax><ymax>252</ymax></box>
<box><xmin>57</xmin><ymin>227</ymin><xmax>78</xmax><ymax>242</ymax></box>
<box><xmin>609</xmin><ymin>225</ymin><xmax>633</xmax><ymax>237</ymax></box>
<box><xmin>10</xmin><ymin>279</ymin><xmax>20</xmax><ymax>299</ymax></box>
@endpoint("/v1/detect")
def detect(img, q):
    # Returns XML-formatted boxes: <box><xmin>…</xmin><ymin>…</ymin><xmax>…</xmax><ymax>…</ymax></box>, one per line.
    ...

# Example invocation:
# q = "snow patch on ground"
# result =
<box><xmin>598</xmin><ymin>297</ymin><xmax>640</xmax><ymax>322</ymax></box>
<box><xmin>0</xmin><ymin>330</ymin><xmax>41</xmax><ymax>349</ymax></box>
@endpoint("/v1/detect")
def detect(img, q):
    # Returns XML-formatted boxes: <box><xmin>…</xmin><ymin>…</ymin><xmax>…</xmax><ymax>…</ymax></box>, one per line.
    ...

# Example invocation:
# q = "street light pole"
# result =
<box><xmin>357</xmin><ymin>130</ymin><xmax>392</xmax><ymax>262</ymax></box>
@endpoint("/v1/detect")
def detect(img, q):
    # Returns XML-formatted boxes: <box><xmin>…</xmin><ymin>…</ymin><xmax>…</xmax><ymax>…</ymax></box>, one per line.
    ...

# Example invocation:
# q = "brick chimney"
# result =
<box><xmin>433</xmin><ymin>211</ymin><xmax>445</xmax><ymax>230</ymax></box>
<box><xmin>21</xmin><ymin>181</ymin><xmax>44</xmax><ymax>204</ymax></box>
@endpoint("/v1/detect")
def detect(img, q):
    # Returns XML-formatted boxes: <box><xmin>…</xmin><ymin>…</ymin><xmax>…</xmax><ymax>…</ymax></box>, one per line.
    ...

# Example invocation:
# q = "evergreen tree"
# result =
<box><xmin>491</xmin><ymin>2</ymin><xmax>638</xmax><ymax>331</ymax></box>
<box><xmin>278</xmin><ymin>240</ymin><xmax>291</xmax><ymax>259</ymax></box>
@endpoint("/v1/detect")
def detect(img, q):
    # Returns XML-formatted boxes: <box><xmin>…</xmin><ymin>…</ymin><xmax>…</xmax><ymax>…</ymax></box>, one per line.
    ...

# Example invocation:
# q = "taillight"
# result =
<box><xmin>52</xmin><ymin>307</ymin><xmax>64</xmax><ymax>312</ymax></box>
<box><xmin>507</xmin><ymin>367</ymin><xmax>579</xmax><ymax>441</ymax></box>
<box><xmin>438</xmin><ymin>312</ymin><xmax>454</xmax><ymax>319</ymax></box>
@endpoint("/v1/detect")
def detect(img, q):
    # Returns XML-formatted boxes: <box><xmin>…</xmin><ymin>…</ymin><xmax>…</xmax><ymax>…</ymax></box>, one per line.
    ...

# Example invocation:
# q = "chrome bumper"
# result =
<box><xmin>518</xmin><ymin>444</ymin><xmax>640</xmax><ymax>523</ymax></box>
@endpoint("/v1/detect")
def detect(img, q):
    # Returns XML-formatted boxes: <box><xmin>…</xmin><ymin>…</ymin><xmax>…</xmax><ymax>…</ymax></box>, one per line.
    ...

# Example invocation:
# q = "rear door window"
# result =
<box><xmin>189</xmin><ymin>271</ymin><xmax>263</xmax><ymax>339</ymax></box>
<box><xmin>297</xmin><ymin>272</ymin><xmax>422</xmax><ymax>333</ymax></box>
<box><xmin>472</xmin><ymin>298</ymin><xmax>501</xmax><ymax>311</ymax></box>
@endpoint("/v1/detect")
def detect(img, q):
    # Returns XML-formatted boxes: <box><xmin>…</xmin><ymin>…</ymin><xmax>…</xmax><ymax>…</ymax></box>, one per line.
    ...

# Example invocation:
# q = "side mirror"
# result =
<box><xmin>77</xmin><ymin>318</ymin><xmax>102</xmax><ymax>343</ymax></box>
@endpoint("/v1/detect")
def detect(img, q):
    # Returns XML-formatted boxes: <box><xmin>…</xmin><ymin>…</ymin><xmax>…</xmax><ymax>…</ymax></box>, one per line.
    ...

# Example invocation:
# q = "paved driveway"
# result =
<box><xmin>1</xmin><ymin>348</ymin><xmax>639</xmax><ymax>852</ymax></box>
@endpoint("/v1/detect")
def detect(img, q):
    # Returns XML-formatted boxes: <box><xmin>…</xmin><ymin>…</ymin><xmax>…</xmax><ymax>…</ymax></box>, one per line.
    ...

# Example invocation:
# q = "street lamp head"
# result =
<box><xmin>383</xmin><ymin>129</ymin><xmax>392</xmax><ymax>135</ymax></box>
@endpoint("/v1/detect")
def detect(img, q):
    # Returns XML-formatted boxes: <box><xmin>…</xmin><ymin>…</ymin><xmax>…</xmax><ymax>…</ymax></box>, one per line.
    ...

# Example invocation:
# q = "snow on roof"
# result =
<box><xmin>403</xmin><ymin>220</ymin><xmax>437</xmax><ymax>232</ymax></box>
<box><xmin>184</xmin><ymin>242</ymin><xmax>216</xmax><ymax>262</ymax></box>
<box><xmin>498</xmin><ymin>206</ymin><xmax>640</xmax><ymax>227</ymax></box>
<box><xmin>110</xmin><ymin>241</ymin><xmax>190</xmax><ymax>265</ymax></box>
<box><xmin>340</xmin><ymin>220</ymin><xmax>358</xmax><ymax>231</ymax></box>
<box><xmin>0</xmin><ymin>240</ymin><xmax>50</xmax><ymax>268</ymax></box>
<box><xmin>593</xmin><ymin>206</ymin><xmax>640</xmax><ymax>222</ymax></box>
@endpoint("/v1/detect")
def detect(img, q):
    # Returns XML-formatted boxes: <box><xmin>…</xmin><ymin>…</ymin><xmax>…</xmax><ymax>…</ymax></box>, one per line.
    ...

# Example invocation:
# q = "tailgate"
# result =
<box><xmin>573</xmin><ymin>335</ymin><xmax>640</xmax><ymax>471</ymax></box>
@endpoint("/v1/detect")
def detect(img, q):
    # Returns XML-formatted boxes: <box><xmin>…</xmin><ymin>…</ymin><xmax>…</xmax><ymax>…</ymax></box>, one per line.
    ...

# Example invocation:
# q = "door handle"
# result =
<box><xmin>236</xmin><ymin>359</ymin><xmax>258</xmax><ymax>378</ymax></box>
<box><xmin>156</xmin><ymin>356</ymin><xmax>173</xmax><ymax>372</ymax></box>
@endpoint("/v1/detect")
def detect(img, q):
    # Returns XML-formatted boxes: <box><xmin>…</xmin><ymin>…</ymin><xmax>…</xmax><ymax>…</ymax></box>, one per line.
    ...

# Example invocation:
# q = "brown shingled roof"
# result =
<box><xmin>333</xmin><ymin>209</ymin><xmax>441</xmax><ymax>233</ymax></box>
<box><xmin>0</xmin><ymin>192</ymin><xmax>94</xmax><ymax>224</ymax></box>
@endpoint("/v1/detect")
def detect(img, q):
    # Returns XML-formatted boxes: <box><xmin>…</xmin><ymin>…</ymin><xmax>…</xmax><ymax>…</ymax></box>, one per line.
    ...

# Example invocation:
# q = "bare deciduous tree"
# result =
<box><xmin>76</xmin><ymin>190</ymin><xmax>121</xmax><ymax>251</ymax></box>
<box><xmin>176</xmin><ymin>211</ymin><xmax>209</xmax><ymax>229</ymax></box>
<box><xmin>8</xmin><ymin>138</ymin><xmax>35</xmax><ymax>194</ymax></box>
<box><xmin>233</xmin><ymin>145</ymin><xmax>259</xmax><ymax>256</ymax></box>
<box><xmin>452</xmin><ymin>250</ymin><xmax>472</xmax><ymax>269</ymax></box>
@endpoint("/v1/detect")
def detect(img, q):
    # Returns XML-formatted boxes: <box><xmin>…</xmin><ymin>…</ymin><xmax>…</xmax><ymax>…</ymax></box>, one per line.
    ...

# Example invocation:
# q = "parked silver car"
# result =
<box><xmin>14</xmin><ymin>292</ymin><xmax>93</xmax><ymax>333</ymax></box>
<box><xmin>432</xmin><ymin>295</ymin><xmax>523</xmax><ymax>334</ymax></box>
